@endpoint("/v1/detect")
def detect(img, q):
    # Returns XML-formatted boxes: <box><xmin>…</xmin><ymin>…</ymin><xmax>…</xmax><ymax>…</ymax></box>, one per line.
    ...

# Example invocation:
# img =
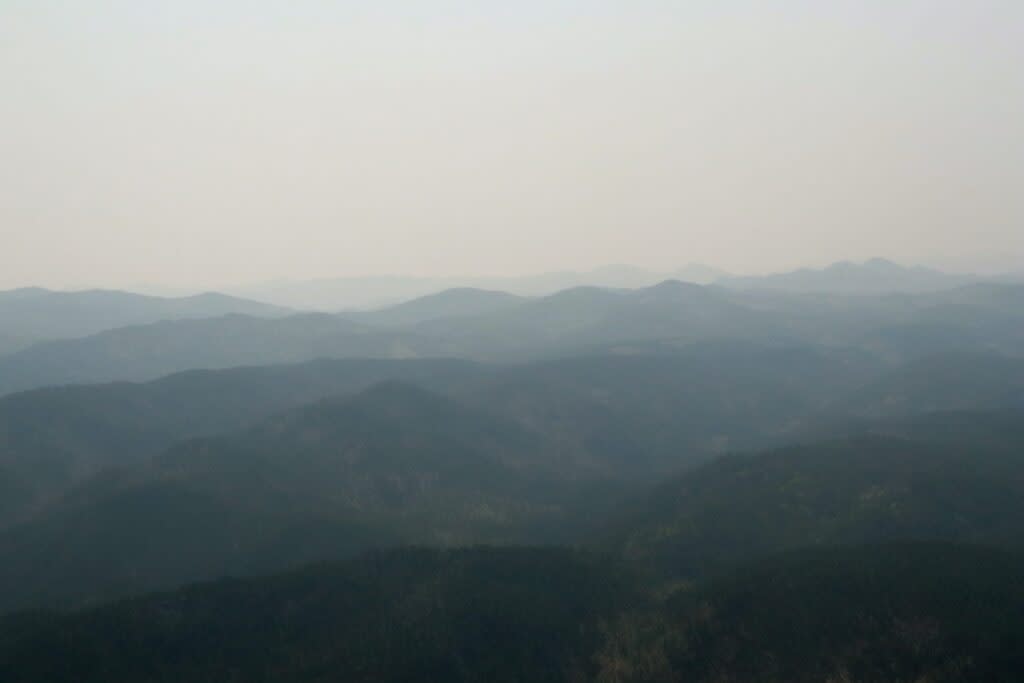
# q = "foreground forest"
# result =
<box><xmin>3</xmin><ymin>544</ymin><xmax>1023</xmax><ymax>682</ymax></box>
<box><xmin>0</xmin><ymin>264</ymin><xmax>1022</xmax><ymax>681</ymax></box>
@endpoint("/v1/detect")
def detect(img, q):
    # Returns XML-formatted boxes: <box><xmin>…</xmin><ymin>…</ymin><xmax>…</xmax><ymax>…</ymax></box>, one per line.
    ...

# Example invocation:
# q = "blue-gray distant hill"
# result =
<box><xmin>0</xmin><ymin>344</ymin><xmax>880</xmax><ymax>528</ymax></box>
<box><xmin>229</xmin><ymin>263</ymin><xmax>727</xmax><ymax>311</ymax></box>
<box><xmin>0</xmin><ymin>287</ymin><xmax>289</xmax><ymax>352</ymax></box>
<box><xmin>344</xmin><ymin>288</ymin><xmax>528</xmax><ymax>326</ymax></box>
<box><xmin>0</xmin><ymin>282</ymin><xmax>757</xmax><ymax>394</ymax></box>
<box><xmin>0</xmin><ymin>280</ymin><xmax>1019</xmax><ymax>396</ymax></box>
<box><xmin>0</xmin><ymin>313</ymin><xmax>440</xmax><ymax>396</ymax></box>
<box><xmin>717</xmin><ymin>258</ymin><xmax>978</xmax><ymax>294</ymax></box>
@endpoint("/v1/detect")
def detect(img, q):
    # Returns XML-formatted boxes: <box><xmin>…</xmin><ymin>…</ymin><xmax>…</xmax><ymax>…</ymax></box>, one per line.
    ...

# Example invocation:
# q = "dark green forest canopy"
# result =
<box><xmin>0</xmin><ymin>382</ymin><xmax>605</xmax><ymax>612</ymax></box>
<box><xmin>0</xmin><ymin>547</ymin><xmax>637</xmax><ymax>683</ymax></box>
<box><xmin>2</xmin><ymin>544</ymin><xmax>1022</xmax><ymax>683</ymax></box>
<box><xmin>604</xmin><ymin>431</ymin><xmax>1024</xmax><ymax>578</ymax></box>
<box><xmin>608</xmin><ymin>543</ymin><xmax>1024</xmax><ymax>683</ymax></box>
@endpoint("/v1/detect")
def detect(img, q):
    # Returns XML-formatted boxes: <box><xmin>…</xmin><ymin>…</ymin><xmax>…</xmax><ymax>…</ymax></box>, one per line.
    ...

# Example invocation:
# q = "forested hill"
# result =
<box><xmin>604</xmin><ymin>429</ymin><xmax>1024</xmax><ymax>579</ymax></box>
<box><xmin>1</xmin><ymin>543</ymin><xmax>1021</xmax><ymax>683</ymax></box>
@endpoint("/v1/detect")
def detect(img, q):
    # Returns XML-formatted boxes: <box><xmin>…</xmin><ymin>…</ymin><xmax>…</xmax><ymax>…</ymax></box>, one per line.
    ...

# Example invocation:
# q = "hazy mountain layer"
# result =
<box><xmin>343</xmin><ymin>287</ymin><xmax>529</xmax><ymax>326</ymax></box>
<box><xmin>0</xmin><ymin>358</ymin><xmax>480</xmax><ymax>525</ymax></box>
<box><xmin>718</xmin><ymin>258</ymin><xmax>978</xmax><ymax>293</ymax></box>
<box><xmin>834</xmin><ymin>351</ymin><xmax>1024</xmax><ymax>417</ymax></box>
<box><xmin>227</xmin><ymin>264</ymin><xmax>728</xmax><ymax>310</ymax></box>
<box><xmin>0</xmin><ymin>383</ymin><xmax>610</xmax><ymax>611</ymax></box>
<box><xmin>0</xmin><ymin>288</ymin><xmax>288</xmax><ymax>350</ymax></box>
<box><xmin>0</xmin><ymin>280</ymin><xmax>1020</xmax><ymax>396</ymax></box>
<box><xmin>0</xmin><ymin>313</ymin><xmax>444</xmax><ymax>396</ymax></box>
<box><xmin>0</xmin><ymin>344</ymin><xmax>888</xmax><ymax>528</ymax></box>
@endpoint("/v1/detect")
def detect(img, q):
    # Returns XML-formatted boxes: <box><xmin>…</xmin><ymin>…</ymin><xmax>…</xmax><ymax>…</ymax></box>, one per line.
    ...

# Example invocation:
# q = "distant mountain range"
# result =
<box><xmin>717</xmin><ymin>258</ymin><xmax>981</xmax><ymax>294</ymax></box>
<box><xmin>224</xmin><ymin>259</ymin><xmax>1013</xmax><ymax>310</ymax></box>
<box><xmin>0</xmin><ymin>288</ymin><xmax>289</xmax><ymax>354</ymax></box>
<box><xmin>225</xmin><ymin>264</ymin><xmax>729</xmax><ymax>311</ymax></box>
<box><xmin>0</xmin><ymin>276</ymin><xmax>1020</xmax><ymax>396</ymax></box>
<box><xmin>0</xmin><ymin>313</ymin><xmax>431</xmax><ymax>395</ymax></box>
<box><xmin>0</xmin><ymin>260</ymin><xmax>1009</xmax><ymax>359</ymax></box>
<box><xmin>344</xmin><ymin>288</ymin><xmax>528</xmax><ymax>326</ymax></box>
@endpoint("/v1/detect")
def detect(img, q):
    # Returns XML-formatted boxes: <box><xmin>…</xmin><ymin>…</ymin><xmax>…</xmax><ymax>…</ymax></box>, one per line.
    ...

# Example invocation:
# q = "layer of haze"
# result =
<box><xmin>2</xmin><ymin>1</ymin><xmax>1022</xmax><ymax>290</ymax></box>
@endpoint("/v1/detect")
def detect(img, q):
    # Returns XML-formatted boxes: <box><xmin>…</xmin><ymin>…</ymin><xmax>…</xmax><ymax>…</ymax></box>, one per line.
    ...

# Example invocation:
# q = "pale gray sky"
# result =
<box><xmin>2</xmin><ymin>1</ymin><xmax>1022</xmax><ymax>290</ymax></box>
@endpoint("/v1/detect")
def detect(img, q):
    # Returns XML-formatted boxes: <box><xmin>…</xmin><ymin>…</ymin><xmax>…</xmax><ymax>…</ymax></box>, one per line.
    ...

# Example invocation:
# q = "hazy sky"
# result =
<box><xmin>2</xmin><ymin>1</ymin><xmax>1022</xmax><ymax>289</ymax></box>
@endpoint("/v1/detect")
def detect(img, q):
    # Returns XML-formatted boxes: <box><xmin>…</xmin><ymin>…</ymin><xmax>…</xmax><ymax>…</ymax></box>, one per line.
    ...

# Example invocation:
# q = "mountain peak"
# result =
<box><xmin>632</xmin><ymin>279</ymin><xmax>718</xmax><ymax>303</ymax></box>
<box><xmin>356</xmin><ymin>287</ymin><xmax>526</xmax><ymax>326</ymax></box>
<box><xmin>863</xmin><ymin>257</ymin><xmax>902</xmax><ymax>270</ymax></box>
<box><xmin>647</xmin><ymin>279</ymin><xmax>706</xmax><ymax>292</ymax></box>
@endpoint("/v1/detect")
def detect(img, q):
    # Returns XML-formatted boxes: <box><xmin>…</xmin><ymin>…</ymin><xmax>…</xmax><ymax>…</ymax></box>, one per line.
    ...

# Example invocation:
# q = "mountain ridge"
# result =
<box><xmin>0</xmin><ymin>287</ymin><xmax>290</xmax><ymax>353</ymax></box>
<box><xmin>717</xmin><ymin>258</ymin><xmax>979</xmax><ymax>294</ymax></box>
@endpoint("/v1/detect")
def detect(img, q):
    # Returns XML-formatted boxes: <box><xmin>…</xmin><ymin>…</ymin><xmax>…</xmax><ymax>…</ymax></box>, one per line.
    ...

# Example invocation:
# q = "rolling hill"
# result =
<box><xmin>833</xmin><ymin>351</ymin><xmax>1024</xmax><ymax>417</ymax></box>
<box><xmin>718</xmin><ymin>258</ymin><xmax>977</xmax><ymax>294</ymax></box>
<box><xmin>0</xmin><ymin>287</ymin><xmax>288</xmax><ymax>350</ymax></box>
<box><xmin>606</xmin><ymin>429</ymin><xmax>1024</xmax><ymax>578</ymax></box>
<box><xmin>346</xmin><ymin>287</ymin><xmax>528</xmax><ymax>326</ymax></box>
<box><xmin>0</xmin><ymin>382</ymin><xmax>604</xmax><ymax>611</ymax></box>
<box><xmin>227</xmin><ymin>264</ymin><xmax>728</xmax><ymax>311</ymax></box>
<box><xmin>0</xmin><ymin>313</ymin><xmax>442</xmax><ymax>396</ymax></box>
<box><xmin>0</xmin><ymin>547</ymin><xmax>634</xmax><ymax>683</ymax></box>
<box><xmin>0</xmin><ymin>358</ymin><xmax>480</xmax><ymax>526</ymax></box>
<box><xmin>0</xmin><ymin>342</ymin><xmax>888</xmax><ymax>528</ymax></box>
<box><xmin>0</xmin><ymin>280</ymin><xmax>1020</xmax><ymax>396</ymax></box>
